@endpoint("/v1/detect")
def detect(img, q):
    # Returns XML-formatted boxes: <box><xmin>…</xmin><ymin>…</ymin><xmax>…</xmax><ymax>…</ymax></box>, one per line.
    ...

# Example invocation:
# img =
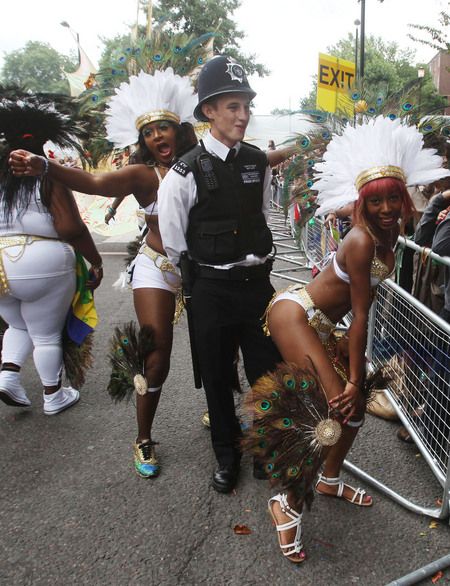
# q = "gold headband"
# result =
<box><xmin>355</xmin><ymin>165</ymin><xmax>406</xmax><ymax>191</ymax></box>
<box><xmin>135</xmin><ymin>110</ymin><xmax>180</xmax><ymax>131</ymax></box>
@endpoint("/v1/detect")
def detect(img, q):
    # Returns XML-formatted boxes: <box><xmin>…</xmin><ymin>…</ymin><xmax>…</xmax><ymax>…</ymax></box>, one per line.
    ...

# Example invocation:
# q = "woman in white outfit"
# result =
<box><xmin>0</xmin><ymin>90</ymin><xmax>103</xmax><ymax>414</ymax></box>
<box><xmin>9</xmin><ymin>70</ymin><xmax>198</xmax><ymax>476</ymax></box>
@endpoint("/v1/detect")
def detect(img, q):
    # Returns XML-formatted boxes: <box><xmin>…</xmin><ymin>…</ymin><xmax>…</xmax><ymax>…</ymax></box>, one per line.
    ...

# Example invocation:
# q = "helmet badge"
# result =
<box><xmin>226</xmin><ymin>61</ymin><xmax>245</xmax><ymax>84</ymax></box>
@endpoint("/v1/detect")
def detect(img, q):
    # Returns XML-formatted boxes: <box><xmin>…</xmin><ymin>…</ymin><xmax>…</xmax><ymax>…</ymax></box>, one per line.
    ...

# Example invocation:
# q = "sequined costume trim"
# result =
<box><xmin>0</xmin><ymin>235</ymin><xmax>58</xmax><ymax>296</ymax></box>
<box><xmin>264</xmin><ymin>284</ymin><xmax>336</xmax><ymax>341</ymax></box>
<box><xmin>263</xmin><ymin>284</ymin><xmax>348</xmax><ymax>383</ymax></box>
<box><xmin>139</xmin><ymin>242</ymin><xmax>184</xmax><ymax>324</ymax></box>
<box><xmin>370</xmin><ymin>255</ymin><xmax>392</xmax><ymax>282</ymax></box>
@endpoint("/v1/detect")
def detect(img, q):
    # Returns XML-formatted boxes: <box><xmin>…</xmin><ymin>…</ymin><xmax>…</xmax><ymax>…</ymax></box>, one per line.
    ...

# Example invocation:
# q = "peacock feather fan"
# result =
<box><xmin>107</xmin><ymin>321</ymin><xmax>156</xmax><ymax>403</ymax></box>
<box><xmin>242</xmin><ymin>362</ymin><xmax>342</xmax><ymax>510</ymax></box>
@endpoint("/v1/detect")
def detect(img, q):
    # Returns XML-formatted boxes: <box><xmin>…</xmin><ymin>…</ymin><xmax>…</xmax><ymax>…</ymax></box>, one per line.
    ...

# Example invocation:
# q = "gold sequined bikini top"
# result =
<box><xmin>370</xmin><ymin>255</ymin><xmax>393</xmax><ymax>283</ymax></box>
<box><xmin>366</xmin><ymin>225</ymin><xmax>395</xmax><ymax>284</ymax></box>
<box><xmin>332</xmin><ymin>227</ymin><xmax>394</xmax><ymax>286</ymax></box>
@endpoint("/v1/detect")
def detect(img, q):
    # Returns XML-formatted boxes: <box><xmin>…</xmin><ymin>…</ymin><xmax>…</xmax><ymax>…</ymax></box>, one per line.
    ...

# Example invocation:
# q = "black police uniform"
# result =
<box><xmin>175</xmin><ymin>140</ymin><xmax>281</xmax><ymax>472</ymax></box>
<box><xmin>159</xmin><ymin>55</ymin><xmax>281</xmax><ymax>491</ymax></box>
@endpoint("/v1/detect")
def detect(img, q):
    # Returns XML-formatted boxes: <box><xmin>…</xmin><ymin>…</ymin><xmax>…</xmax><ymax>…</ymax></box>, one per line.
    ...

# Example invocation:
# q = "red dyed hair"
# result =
<box><xmin>353</xmin><ymin>177</ymin><xmax>415</xmax><ymax>227</ymax></box>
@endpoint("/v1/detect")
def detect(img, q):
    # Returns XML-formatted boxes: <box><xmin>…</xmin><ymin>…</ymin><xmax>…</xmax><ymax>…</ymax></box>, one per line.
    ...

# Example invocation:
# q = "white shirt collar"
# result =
<box><xmin>203</xmin><ymin>132</ymin><xmax>240</xmax><ymax>162</ymax></box>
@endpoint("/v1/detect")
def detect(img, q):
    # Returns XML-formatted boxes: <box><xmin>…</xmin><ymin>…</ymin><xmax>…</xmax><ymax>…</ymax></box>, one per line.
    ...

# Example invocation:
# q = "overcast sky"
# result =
<box><xmin>1</xmin><ymin>0</ymin><xmax>448</xmax><ymax>114</ymax></box>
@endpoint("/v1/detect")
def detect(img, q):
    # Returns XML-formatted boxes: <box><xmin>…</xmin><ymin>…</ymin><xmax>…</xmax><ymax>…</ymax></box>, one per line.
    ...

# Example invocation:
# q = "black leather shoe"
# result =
<box><xmin>253</xmin><ymin>459</ymin><xmax>268</xmax><ymax>480</ymax></box>
<box><xmin>211</xmin><ymin>464</ymin><xmax>240</xmax><ymax>493</ymax></box>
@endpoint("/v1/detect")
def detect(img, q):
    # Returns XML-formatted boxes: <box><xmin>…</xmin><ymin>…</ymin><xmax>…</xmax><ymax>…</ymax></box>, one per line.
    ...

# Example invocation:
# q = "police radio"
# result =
<box><xmin>197</xmin><ymin>153</ymin><xmax>219</xmax><ymax>191</ymax></box>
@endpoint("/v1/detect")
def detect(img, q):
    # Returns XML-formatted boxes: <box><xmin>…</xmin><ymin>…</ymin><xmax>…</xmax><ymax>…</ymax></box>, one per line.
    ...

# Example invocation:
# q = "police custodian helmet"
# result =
<box><xmin>194</xmin><ymin>55</ymin><xmax>257</xmax><ymax>122</ymax></box>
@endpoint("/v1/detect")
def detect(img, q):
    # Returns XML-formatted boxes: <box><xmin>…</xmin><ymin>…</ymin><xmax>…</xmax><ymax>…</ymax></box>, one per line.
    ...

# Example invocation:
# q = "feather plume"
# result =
<box><xmin>107</xmin><ymin>322</ymin><xmax>156</xmax><ymax>403</ymax></box>
<box><xmin>277</xmin><ymin>82</ymin><xmax>450</xmax><ymax>221</ymax></box>
<box><xmin>125</xmin><ymin>234</ymin><xmax>143</xmax><ymax>266</ymax></box>
<box><xmin>314</xmin><ymin>115</ymin><xmax>450</xmax><ymax>216</ymax></box>
<box><xmin>105</xmin><ymin>68</ymin><xmax>197</xmax><ymax>148</ymax></box>
<box><xmin>0</xmin><ymin>85</ymin><xmax>89</xmax><ymax>172</ymax></box>
<box><xmin>76</xmin><ymin>30</ymin><xmax>214</xmax><ymax>164</ymax></box>
<box><xmin>62</xmin><ymin>331</ymin><xmax>94</xmax><ymax>389</ymax></box>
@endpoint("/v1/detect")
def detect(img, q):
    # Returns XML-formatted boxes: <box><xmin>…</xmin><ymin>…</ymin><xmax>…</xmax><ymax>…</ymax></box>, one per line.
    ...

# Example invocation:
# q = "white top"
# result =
<box><xmin>158</xmin><ymin>131</ymin><xmax>272</xmax><ymax>270</ymax></box>
<box><xmin>0</xmin><ymin>183</ymin><xmax>58</xmax><ymax>238</ymax></box>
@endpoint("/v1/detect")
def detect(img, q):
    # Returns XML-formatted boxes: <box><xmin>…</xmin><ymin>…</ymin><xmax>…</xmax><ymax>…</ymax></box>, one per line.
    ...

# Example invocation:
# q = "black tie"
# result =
<box><xmin>225</xmin><ymin>148</ymin><xmax>236</xmax><ymax>164</ymax></box>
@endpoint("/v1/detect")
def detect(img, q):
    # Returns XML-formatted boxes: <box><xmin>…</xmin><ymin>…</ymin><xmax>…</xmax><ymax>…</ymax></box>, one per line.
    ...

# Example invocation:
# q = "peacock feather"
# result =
<box><xmin>62</xmin><ymin>331</ymin><xmax>94</xmax><ymax>389</ymax></box>
<box><xmin>242</xmin><ymin>362</ymin><xmax>342</xmax><ymax>509</ymax></box>
<box><xmin>242</xmin><ymin>361</ymin><xmax>390</xmax><ymax>509</ymax></box>
<box><xmin>107</xmin><ymin>321</ymin><xmax>156</xmax><ymax>403</ymax></box>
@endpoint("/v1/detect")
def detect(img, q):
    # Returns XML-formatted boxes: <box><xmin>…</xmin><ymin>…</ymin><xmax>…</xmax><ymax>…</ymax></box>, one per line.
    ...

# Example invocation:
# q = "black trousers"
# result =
<box><xmin>191</xmin><ymin>274</ymin><xmax>281</xmax><ymax>467</ymax></box>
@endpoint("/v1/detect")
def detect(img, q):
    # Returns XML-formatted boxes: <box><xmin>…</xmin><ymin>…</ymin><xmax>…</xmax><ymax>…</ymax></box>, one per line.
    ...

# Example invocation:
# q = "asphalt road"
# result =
<box><xmin>1</xmin><ymin>212</ymin><xmax>449</xmax><ymax>586</ymax></box>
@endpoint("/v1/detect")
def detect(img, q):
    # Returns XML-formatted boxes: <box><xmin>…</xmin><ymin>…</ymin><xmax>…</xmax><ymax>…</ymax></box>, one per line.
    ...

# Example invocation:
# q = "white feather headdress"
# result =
<box><xmin>105</xmin><ymin>68</ymin><xmax>197</xmax><ymax>148</ymax></box>
<box><xmin>314</xmin><ymin>115</ymin><xmax>450</xmax><ymax>216</ymax></box>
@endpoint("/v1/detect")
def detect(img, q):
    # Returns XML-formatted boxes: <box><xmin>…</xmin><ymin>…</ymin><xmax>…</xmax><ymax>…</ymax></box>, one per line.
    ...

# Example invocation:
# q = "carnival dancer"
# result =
<box><xmin>249</xmin><ymin>115</ymin><xmax>450</xmax><ymax>563</ymax></box>
<box><xmin>0</xmin><ymin>89</ymin><xmax>103</xmax><ymax>413</ymax></box>
<box><xmin>8</xmin><ymin>69</ymin><xmax>198</xmax><ymax>477</ymax></box>
<box><xmin>158</xmin><ymin>55</ymin><xmax>282</xmax><ymax>493</ymax></box>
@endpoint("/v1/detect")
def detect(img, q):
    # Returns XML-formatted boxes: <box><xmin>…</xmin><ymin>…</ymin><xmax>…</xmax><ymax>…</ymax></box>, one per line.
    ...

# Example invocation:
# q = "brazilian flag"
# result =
<box><xmin>66</xmin><ymin>253</ymin><xmax>98</xmax><ymax>344</ymax></box>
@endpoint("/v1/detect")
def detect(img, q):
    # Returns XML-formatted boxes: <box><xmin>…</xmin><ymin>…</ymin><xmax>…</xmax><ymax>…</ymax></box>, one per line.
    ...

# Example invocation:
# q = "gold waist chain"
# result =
<box><xmin>0</xmin><ymin>235</ymin><xmax>58</xmax><ymax>296</ymax></box>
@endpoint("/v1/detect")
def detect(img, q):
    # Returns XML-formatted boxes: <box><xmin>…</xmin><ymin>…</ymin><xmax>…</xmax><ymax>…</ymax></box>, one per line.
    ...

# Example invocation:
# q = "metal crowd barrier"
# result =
<box><xmin>268</xmin><ymin>200</ymin><xmax>310</xmax><ymax>285</ymax></box>
<box><xmin>301</xmin><ymin>217</ymin><xmax>450</xmax><ymax>521</ymax></box>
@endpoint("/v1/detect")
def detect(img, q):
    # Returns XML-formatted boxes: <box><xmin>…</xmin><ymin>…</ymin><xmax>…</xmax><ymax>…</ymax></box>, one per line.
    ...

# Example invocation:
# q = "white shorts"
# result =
<box><xmin>268</xmin><ymin>285</ymin><xmax>335</xmax><ymax>342</ymax></box>
<box><xmin>131</xmin><ymin>245</ymin><xmax>181</xmax><ymax>293</ymax></box>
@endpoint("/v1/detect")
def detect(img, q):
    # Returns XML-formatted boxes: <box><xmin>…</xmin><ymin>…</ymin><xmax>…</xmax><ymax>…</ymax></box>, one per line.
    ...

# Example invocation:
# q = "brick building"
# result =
<box><xmin>429</xmin><ymin>50</ymin><xmax>450</xmax><ymax>114</ymax></box>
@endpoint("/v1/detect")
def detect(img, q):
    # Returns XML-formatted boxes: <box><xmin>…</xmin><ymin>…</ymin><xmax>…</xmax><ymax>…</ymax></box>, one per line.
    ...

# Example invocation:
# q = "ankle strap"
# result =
<box><xmin>317</xmin><ymin>473</ymin><xmax>341</xmax><ymax>485</ymax></box>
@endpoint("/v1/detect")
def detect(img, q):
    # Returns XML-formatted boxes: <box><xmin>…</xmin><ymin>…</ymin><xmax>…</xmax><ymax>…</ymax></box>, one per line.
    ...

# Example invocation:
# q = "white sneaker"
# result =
<box><xmin>0</xmin><ymin>370</ymin><xmax>31</xmax><ymax>407</ymax></box>
<box><xmin>43</xmin><ymin>386</ymin><xmax>79</xmax><ymax>415</ymax></box>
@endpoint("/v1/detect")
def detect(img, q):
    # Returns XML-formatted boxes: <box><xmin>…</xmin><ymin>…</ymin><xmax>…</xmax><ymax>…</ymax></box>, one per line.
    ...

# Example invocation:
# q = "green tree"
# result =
<box><xmin>408</xmin><ymin>5</ymin><xmax>450</xmax><ymax>53</ymax></box>
<box><xmin>150</xmin><ymin>0</ymin><xmax>268</xmax><ymax>76</ymax></box>
<box><xmin>299</xmin><ymin>34</ymin><xmax>446</xmax><ymax>114</ymax></box>
<box><xmin>0</xmin><ymin>41</ymin><xmax>77</xmax><ymax>94</ymax></box>
<box><xmin>97</xmin><ymin>1</ymin><xmax>268</xmax><ymax>78</ymax></box>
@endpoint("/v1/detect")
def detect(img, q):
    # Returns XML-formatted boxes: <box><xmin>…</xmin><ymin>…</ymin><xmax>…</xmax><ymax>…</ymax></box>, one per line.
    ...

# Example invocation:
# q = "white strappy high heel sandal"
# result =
<box><xmin>267</xmin><ymin>493</ymin><xmax>306</xmax><ymax>563</ymax></box>
<box><xmin>315</xmin><ymin>472</ymin><xmax>373</xmax><ymax>507</ymax></box>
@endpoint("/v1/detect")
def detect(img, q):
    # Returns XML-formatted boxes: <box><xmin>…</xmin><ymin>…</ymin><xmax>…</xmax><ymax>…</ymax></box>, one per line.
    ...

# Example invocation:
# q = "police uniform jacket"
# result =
<box><xmin>158</xmin><ymin>132</ymin><xmax>273</xmax><ymax>270</ymax></box>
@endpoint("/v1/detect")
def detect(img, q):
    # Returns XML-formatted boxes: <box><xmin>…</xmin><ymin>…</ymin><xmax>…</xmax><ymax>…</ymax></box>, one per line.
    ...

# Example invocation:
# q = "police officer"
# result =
<box><xmin>158</xmin><ymin>55</ymin><xmax>281</xmax><ymax>493</ymax></box>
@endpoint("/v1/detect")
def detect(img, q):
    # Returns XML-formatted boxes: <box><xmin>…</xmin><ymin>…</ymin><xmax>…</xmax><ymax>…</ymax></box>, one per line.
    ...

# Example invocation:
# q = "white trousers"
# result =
<box><xmin>0</xmin><ymin>240</ymin><xmax>76</xmax><ymax>386</ymax></box>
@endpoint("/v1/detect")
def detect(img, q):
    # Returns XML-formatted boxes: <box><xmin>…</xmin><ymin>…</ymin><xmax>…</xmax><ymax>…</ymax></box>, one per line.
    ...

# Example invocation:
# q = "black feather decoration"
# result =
<box><xmin>124</xmin><ymin>235</ymin><xmax>143</xmax><ymax>267</ymax></box>
<box><xmin>0</xmin><ymin>85</ymin><xmax>89</xmax><ymax>164</ymax></box>
<box><xmin>107</xmin><ymin>321</ymin><xmax>156</xmax><ymax>403</ymax></box>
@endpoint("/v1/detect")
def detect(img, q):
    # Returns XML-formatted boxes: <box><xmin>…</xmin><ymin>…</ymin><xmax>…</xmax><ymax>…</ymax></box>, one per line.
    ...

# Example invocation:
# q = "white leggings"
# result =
<box><xmin>0</xmin><ymin>240</ymin><xmax>76</xmax><ymax>386</ymax></box>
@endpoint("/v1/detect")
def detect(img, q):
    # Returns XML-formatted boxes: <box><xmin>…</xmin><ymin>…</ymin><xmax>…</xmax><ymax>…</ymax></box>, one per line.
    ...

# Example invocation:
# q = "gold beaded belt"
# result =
<box><xmin>139</xmin><ymin>242</ymin><xmax>184</xmax><ymax>324</ymax></box>
<box><xmin>0</xmin><ymin>235</ymin><xmax>57</xmax><ymax>296</ymax></box>
<box><xmin>263</xmin><ymin>284</ymin><xmax>336</xmax><ymax>341</ymax></box>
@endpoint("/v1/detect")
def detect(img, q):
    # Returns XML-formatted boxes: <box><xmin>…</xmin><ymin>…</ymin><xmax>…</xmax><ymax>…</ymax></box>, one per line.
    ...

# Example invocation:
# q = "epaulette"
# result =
<box><xmin>241</xmin><ymin>141</ymin><xmax>262</xmax><ymax>151</ymax></box>
<box><xmin>171</xmin><ymin>160</ymin><xmax>192</xmax><ymax>177</ymax></box>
